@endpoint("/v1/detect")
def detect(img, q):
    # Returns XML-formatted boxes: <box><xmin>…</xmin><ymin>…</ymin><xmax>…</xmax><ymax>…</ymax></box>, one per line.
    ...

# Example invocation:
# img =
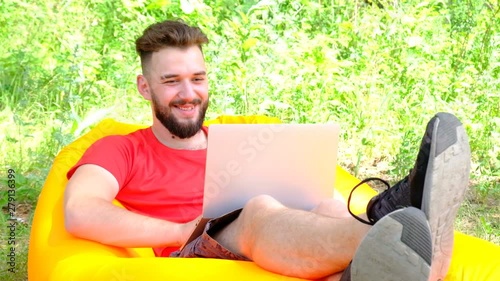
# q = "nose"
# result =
<box><xmin>178</xmin><ymin>80</ymin><xmax>196</xmax><ymax>100</ymax></box>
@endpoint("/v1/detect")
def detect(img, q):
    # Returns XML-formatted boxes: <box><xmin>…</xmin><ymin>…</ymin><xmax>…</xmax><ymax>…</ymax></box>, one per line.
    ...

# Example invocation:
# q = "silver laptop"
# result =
<box><xmin>182</xmin><ymin>123</ymin><xmax>340</xmax><ymax>248</ymax></box>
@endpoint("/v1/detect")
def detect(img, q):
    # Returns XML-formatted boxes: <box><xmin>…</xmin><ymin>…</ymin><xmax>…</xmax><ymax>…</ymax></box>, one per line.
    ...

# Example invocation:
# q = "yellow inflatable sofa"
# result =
<box><xmin>28</xmin><ymin>115</ymin><xmax>500</xmax><ymax>281</ymax></box>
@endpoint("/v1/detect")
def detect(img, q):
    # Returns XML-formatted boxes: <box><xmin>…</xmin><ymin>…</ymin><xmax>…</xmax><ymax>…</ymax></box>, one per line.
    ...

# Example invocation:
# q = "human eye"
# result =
<box><xmin>193</xmin><ymin>76</ymin><xmax>206</xmax><ymax>82</ymax></box>
<box><xmin>163</xmin><ymin>79</ymin><xmax>178</xmax><ymax>85</ymax></box>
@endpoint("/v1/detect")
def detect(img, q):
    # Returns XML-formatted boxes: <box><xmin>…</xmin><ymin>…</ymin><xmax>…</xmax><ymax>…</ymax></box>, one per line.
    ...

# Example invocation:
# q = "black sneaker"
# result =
<box><xmin>418</xmin><ymin>112</ymin><xmax>471</xmax><ymax>280</ymax></box>
<box><xmin>347</xmin><ymin>112</ymin><xmax>471</xmax><ymax>280</ymax></box>
<box><xmin>364</xmin><ymin>112</ymin><xmax>442</xmax><ymax>223</ymax></box>
<box><xmin>348</xmin><ymin>176</ymin><xmax>412</xmax><ymax>225</ymax></box>
<box><xmin>340</xmin><ymin>207</ymin><xmax>432</xmax><ymax>281</ymax></box>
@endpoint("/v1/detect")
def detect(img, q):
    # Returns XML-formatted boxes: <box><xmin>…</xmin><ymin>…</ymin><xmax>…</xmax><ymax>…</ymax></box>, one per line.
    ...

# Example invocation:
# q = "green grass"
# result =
<box><xmin>1</xmin><ymin>0</ymin><xmax>499</xmax><ymax>280</ymax></box>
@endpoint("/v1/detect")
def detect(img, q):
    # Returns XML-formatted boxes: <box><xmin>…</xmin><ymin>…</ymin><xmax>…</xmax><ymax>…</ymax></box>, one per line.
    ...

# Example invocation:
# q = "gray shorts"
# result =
<box><xmin>170</xmin><ymin>209</ymin><xmax>250</xmax><ymax>261</ymax></box>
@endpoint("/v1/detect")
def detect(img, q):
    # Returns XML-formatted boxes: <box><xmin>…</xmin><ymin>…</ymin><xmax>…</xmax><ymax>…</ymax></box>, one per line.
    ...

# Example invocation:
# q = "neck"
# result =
<box><xmin>151</xmin><ymin>123</ymin><xmax>207</xmax><ymax>150</ymax></box>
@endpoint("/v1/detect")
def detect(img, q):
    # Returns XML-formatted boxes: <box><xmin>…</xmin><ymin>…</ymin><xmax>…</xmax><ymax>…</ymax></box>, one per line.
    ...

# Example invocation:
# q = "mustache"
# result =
<box><xmin>170</xmin><ymin>99</ymin><xmax>202</xmax><ymax>106</ymax></box>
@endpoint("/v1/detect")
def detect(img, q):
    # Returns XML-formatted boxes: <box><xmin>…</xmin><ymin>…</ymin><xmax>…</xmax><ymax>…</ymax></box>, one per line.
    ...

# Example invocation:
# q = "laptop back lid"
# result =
<box><xmin>203</xmin><ymin>123</ymin><xmax>340</xmax><ymax>218</ymax></box>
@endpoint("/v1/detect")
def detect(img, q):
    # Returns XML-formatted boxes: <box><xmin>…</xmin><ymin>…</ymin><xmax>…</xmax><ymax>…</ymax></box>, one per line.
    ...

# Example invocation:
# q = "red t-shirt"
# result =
<box><xmin>67</xmin><ymin>127</ymin><xmax>208</xmax><ymax>256</ymax></box>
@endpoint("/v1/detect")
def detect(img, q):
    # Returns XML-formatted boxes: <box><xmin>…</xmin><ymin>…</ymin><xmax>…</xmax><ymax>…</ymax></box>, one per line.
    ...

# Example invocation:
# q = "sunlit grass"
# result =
<box><xmin>1</xmin><ymin>0</ymin><xmax>498</xmax><ymax>280</ymax></box>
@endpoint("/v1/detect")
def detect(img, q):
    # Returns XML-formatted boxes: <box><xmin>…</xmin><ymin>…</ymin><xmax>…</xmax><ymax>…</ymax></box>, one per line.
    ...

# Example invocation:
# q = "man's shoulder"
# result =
<box><xmin>97</xmin><ymin>127</ymin><xmax>150</xmax><ymax>143</ymax></box>
<box><xmin>67</xmin><ymin>128</ymin><xmax>152</xmax><ymax>181</ymax></box>
<box><xmin>89</xmin><ymin>127</ymin><xmax>151</xmax><ymax>152</ymax></box>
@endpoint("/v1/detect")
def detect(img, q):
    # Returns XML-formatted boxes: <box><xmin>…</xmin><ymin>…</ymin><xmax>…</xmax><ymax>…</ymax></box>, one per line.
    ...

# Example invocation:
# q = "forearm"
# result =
<box><xmin>64</xmin><ymin>197</ymin><xmax>187</xmax><ymax>248</ymax></box>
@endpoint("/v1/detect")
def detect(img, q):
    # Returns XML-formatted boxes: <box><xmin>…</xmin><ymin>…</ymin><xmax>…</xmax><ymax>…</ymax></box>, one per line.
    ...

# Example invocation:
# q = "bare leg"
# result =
<box><xmin>212</xmin><ymin>195</ymin><xmax>371</xmax><ymax>279</ymax></box>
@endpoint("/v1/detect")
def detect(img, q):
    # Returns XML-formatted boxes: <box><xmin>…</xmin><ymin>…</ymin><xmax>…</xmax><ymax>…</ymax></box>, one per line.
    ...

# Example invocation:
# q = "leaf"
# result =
<box><xmin>242</xmin><ymin>38</ymin><xmax>258</xmax><ymax>51</ymax></box>
<box><xmin>6</xmin><ymin>136</ymin><xmax>18</xmax><ymax>143</ymax></box>
<box><xmin>250</xmin><ymin>24</ymin><xmax>265</xmax><ymax>31</ymax></box>
<box><xmin>146</xmin><ymin>0</ymin><xmax>170</xmax><ymax>10</ymax></box>
<box><xmin>238</xmin><ymin>10</ymin><xmax>248</xmax><ymax>25</ymax></box>
<box><xmin>339</xmin><ymin>21</ymin><xmax>353</xmax><ymax>30</ymax></box>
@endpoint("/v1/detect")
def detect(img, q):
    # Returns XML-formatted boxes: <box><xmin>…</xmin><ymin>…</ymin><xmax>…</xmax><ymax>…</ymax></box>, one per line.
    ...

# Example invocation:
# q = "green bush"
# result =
<box><xmin>0</xmin><ymin>0</ymin><xmax>498</xmax><ymax>279</ymax></box>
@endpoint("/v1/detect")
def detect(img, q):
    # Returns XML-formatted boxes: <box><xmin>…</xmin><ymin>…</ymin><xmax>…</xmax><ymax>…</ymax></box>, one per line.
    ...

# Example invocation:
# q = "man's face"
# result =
<box><xmin>144</xmin><ymin>46</ymin><xmax>209</xmax><ymax>139</ymax></box>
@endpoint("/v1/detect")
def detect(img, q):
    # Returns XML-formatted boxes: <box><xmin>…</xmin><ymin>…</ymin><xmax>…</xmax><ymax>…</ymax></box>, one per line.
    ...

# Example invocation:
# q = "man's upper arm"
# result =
<box><xmin>65</xmin><ymin>164</ymin><xmax>120</xmax><ymax>204</ymax></box>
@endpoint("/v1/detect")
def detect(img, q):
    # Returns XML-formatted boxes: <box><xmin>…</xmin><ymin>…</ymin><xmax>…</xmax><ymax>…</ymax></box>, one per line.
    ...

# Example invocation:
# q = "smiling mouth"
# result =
<box><xmin>175</xmin><ymin>104</ymin><xmax>195</xmax><ymax>111</ymax></box>
<box><xmin>171</xmin><ymin>99</ymin><xmax>202</xmax><ymax>109</ymax></box>
<box><xmin>172</xmin><ymin>98</ymin><xmax>202</xmax><ymax>114</ymax></box>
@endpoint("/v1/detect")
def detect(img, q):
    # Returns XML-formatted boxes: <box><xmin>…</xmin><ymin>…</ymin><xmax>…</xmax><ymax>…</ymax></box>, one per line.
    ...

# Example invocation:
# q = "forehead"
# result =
<box><xmin>148</xmin><ymin>46</ymin><xmax>206</xmax><ymax>76</ymax></box>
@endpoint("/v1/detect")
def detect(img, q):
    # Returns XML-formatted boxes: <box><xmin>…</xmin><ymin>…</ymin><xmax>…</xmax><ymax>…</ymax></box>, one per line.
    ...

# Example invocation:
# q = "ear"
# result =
<box><xmin>137</xmin><ymin>74</ymin><xmax>152</xmax><ymax>101</ymax></box>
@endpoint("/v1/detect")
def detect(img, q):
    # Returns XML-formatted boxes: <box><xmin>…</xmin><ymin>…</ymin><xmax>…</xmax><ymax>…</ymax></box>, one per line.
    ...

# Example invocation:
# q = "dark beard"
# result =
<box><xmin>151</xmin><ymin>95</ymin><xmax>208</xmax><ymax>139</ymax></box>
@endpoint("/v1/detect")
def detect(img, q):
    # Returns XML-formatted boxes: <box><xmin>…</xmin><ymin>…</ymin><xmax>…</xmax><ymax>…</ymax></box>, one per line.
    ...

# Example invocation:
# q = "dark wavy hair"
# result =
<box><xmin>135</xmin><ymin>20</ymin><xmax>209</xmax><ymax>74</ymax></box>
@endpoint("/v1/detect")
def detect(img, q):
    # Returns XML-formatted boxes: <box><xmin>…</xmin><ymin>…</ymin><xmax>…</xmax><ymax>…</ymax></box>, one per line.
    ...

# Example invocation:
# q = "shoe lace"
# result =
<box><xmin>347</xmin><ymin>177</ymin><xmax>390</xmax><ymax>225</ymax></box>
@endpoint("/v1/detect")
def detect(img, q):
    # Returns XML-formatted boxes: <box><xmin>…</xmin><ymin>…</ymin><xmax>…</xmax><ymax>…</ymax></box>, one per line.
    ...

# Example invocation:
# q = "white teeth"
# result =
<box><xmin>177</xmin><ymin>105</ymin><xmax>194</xmax><ymax>111</ymax></box>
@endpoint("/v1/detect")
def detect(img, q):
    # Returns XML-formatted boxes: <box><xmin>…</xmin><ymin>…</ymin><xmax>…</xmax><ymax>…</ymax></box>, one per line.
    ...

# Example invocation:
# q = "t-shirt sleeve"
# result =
<box><xmin>66</xmin><ymin>135</ymin><xmax>133</xmax><ymax>188</ymax></box>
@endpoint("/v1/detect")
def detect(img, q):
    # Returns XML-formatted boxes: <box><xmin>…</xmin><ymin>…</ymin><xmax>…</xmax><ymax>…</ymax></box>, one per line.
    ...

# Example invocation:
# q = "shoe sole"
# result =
<box><xmin>350</xmin><ymin>207</ymin><xmax>432</xmax><ymax>281</ymax></box>
<box><xmin>422</xmin><ymin>112</ymin><xmax>471</xmax><ymax>280</ymax></box>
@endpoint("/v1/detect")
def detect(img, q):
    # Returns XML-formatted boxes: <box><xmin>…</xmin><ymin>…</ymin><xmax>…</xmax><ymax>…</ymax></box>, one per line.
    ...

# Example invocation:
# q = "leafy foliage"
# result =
<box><xmin>0</xmin><ymin>0</ymin><xmax>499</xmax><ymax>279</ymax></box>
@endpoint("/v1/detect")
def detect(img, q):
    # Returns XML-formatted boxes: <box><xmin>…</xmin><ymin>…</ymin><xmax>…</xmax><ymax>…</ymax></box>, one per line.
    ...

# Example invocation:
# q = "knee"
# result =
<box><xmin>243</xmin><ymin>194</ymin><xmax>283</xmax><ymax>214</ymax></box>
<box><xmin>236</xmin><ymin>195</ymin><xmax>283</xmax><ymax>254</ymax></box>
<box><xmin>239</xmin><ymin>195</ymin><xmax>283</xmax><ymax>223</ymax></box>
<box><xmin>239</xmin><ymin>195</ymin><xmax>283</xmax><ymax>230</ymax></box>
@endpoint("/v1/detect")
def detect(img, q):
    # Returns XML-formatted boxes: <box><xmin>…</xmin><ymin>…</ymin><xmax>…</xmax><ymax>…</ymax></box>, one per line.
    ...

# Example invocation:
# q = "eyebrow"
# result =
<box><xmin>160</xmin><ymin>71</ymin><xmax>207</xmax><ymax>80</ymax></box>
